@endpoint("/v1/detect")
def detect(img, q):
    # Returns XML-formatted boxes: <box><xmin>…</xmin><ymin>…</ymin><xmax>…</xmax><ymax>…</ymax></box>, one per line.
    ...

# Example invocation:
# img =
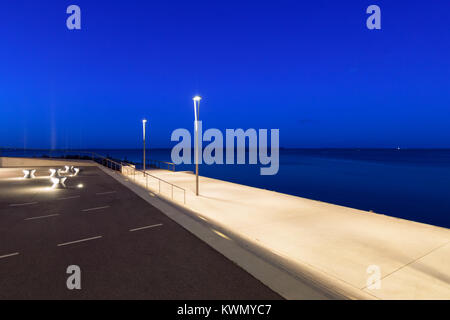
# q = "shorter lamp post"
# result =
<box><xmin>193</xmin><ymin>96</ymin><xmax>202</xmax><ymax>196</ymax></box>
<box><xmin>142</xmin><ymin>119</ymin><xmax>147</xmax><ymax>176</ymax></box>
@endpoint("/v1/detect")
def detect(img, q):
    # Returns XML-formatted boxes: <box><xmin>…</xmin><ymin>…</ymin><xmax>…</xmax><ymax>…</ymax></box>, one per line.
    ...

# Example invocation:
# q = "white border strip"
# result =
<box><xmin>82</xmin><ymin>206</ymin><xmax>110</xmax><ymax>212</ymax></box>
<box><xmin>9</xmin><ymin>202</ymin><xmax>38</xmax><ymax>207</ymax></box>
<box><xmin>0</xmin><ymin>252</ymin><xmax>19</xmax><ymax>260</ymax></box>
<box><xmin>129</xmin><ymin>224</ymin><xmax>163</xmax><ymax>232</ymax></box>
<box><xmin>96</xmin><ymin>191</ymin><xmax>117</xmax><ymax>196</ymax></box>
<box><xmin>57</xmin><ymin>195</ymin><xmax>80</xmax><ymax>201</ymax></box>
<box><xmin>57</xmin><ymin>236</ymin><xmax>102</xmax><ymax>247</ymax></box>
<box><xmin>25</xmin><ymin>214</ymin><xmax>60</xmax><ymax>221</ymax></box>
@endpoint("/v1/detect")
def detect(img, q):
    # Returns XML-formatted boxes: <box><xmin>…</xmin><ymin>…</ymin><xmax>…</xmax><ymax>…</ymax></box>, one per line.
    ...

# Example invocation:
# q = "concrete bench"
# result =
<box><xmin>49</xmin><ymin>169</ymin><xmax>58</xmax><ymax>177</ymax></box>
<box><xmin>23</xmin><ymin>169</ymin><xmax>36</xmax><ymax>179</ymax></box>
<box><xmin>51</xmin><ymin>176</ymin><xmax>67</xmax><ymax>189</ymax></box>
<box><xmin>61</xmin><ymin>166</ymin><xmax>70</xmax><ymax>174</ymax></box>
<box><xmin>72</xmin><ymin>168</ymin><xmax>80</xmax><ymax>176</ymax></box>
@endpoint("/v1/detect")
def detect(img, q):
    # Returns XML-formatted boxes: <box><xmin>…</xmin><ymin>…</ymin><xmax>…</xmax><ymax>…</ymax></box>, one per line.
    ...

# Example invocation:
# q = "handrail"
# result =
<box><xmin>91</xmin><ymin>152</ymin><xmax>123</xmax><ymax>168</ymax></box>
<box><xmin>148</xmin><ymin>159</ymin><xmax>176</xmax><ymax>171</ymax></box>
<box><xmin>121</xmin><ymin>163</ymin><xmax>186</xmax><ymax>205</ymax></box>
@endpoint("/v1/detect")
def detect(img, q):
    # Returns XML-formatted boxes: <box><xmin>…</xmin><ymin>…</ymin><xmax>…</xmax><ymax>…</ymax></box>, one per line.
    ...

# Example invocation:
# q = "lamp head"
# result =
<box><xmin>193</xmin><ymin>96</ymin><xmax>202</xmax><ymax>102</ymax></box>
<box><xmin>142</xmin><ymin>119</ymin><xmax>147</xmax><ymax>124</ymax></box>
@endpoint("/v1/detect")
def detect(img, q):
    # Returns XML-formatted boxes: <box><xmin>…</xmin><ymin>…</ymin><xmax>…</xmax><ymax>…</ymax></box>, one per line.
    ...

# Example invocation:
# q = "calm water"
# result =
<box><xmin>7</xmin><ymin>148</ymin><xmax>450</xmax><ymax>228</ymax></box>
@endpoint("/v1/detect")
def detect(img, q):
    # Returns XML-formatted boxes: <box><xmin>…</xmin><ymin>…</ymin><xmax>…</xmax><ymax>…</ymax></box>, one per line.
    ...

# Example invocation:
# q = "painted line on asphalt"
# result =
<box><xmin>9</xmin><ymin>202</ymin><xmax>38</xmax><ymax>207</ymax></box>
<box><xmin>81</xmin><ymin>206</ymin><xmax>110</xmax><ymax>212</ymax></box>
<box><xmin>129</xmin><ymin>223</ymin><xmax>163</xmax><ymax>232</ymax></box>
<box><xmin>25</xmin><ymin>214</ymin><xmax>60</xmax><ymax>221</ymax></box>
<box><xmin>57</xmin><ymin>195</ymin><xmax>80</xmax><ymax>201</ymax></box>
<box><xmin>57</xmin><ymin>236</ymin><xmax>102</xmax><ymax>247</ymax></box>
<box><xmin>96</xmin><ymin>191</ymin><xmax>116</xmax><ymax>196</ymax></box>
<box><xmin>0</xmin><ymin>252</ymin><xmax>19</xmax><ymax>260</ymax></box>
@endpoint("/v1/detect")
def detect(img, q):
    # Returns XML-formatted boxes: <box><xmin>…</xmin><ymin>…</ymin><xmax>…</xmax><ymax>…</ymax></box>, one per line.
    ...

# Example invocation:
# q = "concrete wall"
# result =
<box><xmin>0</xmin><ymin>157</ymin><xmax>97</xmax><ymax>168</ymax></box>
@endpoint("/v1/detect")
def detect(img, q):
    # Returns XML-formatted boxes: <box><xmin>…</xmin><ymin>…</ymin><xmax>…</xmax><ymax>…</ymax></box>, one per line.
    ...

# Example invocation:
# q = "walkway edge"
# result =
<box><xmin>98</xmin><ymin>165</ymin><xmax>375</xmax><ymax>300</ymax></box>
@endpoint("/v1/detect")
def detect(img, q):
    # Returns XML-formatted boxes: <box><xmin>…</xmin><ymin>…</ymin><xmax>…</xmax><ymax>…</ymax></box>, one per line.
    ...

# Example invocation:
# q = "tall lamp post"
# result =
<box><xmin>193</xmin><ymin>96</ymin><xmax>202</xmax><ymax>196</ymax></box>
<box><xmin>142</xmin><ymin>119</ymin><xmax>147</xmax><ymax>176</ymax></box>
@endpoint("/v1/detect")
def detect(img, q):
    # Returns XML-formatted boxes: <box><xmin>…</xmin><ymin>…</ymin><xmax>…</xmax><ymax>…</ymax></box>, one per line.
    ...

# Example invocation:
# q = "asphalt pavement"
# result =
<box><xmin>0</xmin><ymin>166</ymin><xmax>281</xmax><ymax>299</ymax></box>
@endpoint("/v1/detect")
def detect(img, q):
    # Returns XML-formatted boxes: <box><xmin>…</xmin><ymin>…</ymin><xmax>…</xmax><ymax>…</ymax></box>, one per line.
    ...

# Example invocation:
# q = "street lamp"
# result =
<box><xmin>142</xmin><ymin>119</ymin><xmax>147</xmax><ymax>175</ymax></box>
<box><xmin>193</xmin><ymin>96</ymin><xmax>202</xmax><ymax>196</ymax></box>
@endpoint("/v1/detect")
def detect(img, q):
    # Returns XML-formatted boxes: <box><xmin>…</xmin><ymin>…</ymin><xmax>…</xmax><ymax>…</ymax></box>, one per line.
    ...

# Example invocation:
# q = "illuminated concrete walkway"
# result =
<box><xmin>127</xmin><ymin>169</ymin><xmax>450</xmax><ymax>300</ymax></box>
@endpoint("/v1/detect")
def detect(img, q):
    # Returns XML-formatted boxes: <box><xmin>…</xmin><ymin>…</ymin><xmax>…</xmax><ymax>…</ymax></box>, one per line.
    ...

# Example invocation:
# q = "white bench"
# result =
<box><xmin>61</xmin><ymin>166</ymin><xmax>70</xmax><ymax>174</ymax></box>
<box><xmin>51</xmin><ymin>177</ymin><xmax>67</xmax><ymax>189</ymax></box>
<box><xmin>23</xmin><ymin>169</ymin><xmax>36</xmax><ymax>179</ymax></box>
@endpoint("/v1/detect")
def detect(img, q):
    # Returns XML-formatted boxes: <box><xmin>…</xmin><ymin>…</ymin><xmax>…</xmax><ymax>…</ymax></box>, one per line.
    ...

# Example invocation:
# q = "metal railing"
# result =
<box><xmin>121</xmin><ymin>164</ymin><xmax>186</xmax><ymax>205</ymax></box>
<box><xmin>92</xmin><ymin>152</ymin><xmax>123</xmax><ymax>172</ymax></box>
<box><xmin>148</xmin><ymin>159</ymin><xmax>176</xmax><ymax>171</ymax></box>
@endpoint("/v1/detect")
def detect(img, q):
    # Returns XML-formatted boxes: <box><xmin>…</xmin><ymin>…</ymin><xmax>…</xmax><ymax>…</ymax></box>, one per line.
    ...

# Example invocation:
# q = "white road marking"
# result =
<box><xmin>9</xmin><ymin>202</ymin><xmax>38</xmax><ymax>207</ymax></box>
<box><xmin>25</xmin><ymin>214</ymin><xmax>60</xmax><ymax>221</ymax></box>
<box><xmin>96</xmin><ymin>191</ymin><xmax>116</xmax><ymax>196</ymax></box>
<box><xmin>81</xmin><ymin>206</ymin><xmax>110</xmax><ymax>212</ymax></box>
<box><xmin>57</xmin><ymin>236</ymin><xmax>102</xmax><ymax>247</ymax></box>
<box><xmin>0</xmin><ymin>252</ymin><xmax>19</xmax><ymax>260</ymax></box>
<box><xmin>57</xmin><ymin>195</ymin><xmax>80</xmax><ymax>201</ymax></box>
<box><xmin>129</xmin><ymin>223</ymin><xmax>163</xmax><ymax>232</ymax></box>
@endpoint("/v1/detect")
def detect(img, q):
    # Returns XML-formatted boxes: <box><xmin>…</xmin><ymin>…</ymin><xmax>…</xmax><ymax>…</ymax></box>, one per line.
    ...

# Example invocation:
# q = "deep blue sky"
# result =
<box><xmin>0</xmin><ymin>0</ymin><xmax>449</xmax><ymax>149</ymax></box>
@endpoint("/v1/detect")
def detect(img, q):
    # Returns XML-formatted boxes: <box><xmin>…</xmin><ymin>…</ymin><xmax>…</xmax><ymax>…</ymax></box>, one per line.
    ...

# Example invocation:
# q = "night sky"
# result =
<box><xmin>0</xmin><ymin>0</ymin><xmax>449</xmax><ymax>149</ymax></box>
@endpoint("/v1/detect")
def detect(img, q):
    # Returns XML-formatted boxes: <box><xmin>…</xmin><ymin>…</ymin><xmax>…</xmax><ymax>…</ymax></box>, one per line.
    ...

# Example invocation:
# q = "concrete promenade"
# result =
<box><xmin>126</xmin><ymin>168</ymin><xmax>450</xmax><ymax>300</ymax></box>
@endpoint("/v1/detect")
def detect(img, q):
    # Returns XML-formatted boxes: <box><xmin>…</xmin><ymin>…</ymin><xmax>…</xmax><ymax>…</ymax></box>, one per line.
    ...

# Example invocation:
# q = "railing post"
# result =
<box><xmin>146</xmin><ymin>174</ymin><xmax>148</xmax><ymax>189</ymax></box>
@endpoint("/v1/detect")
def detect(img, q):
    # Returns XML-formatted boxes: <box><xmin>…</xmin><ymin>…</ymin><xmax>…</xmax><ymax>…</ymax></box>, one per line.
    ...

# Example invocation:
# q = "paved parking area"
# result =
<box><xmin>0</xmin><ymin>166</ymin><xmax>281</xmax><ymax>299</ymax></box>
